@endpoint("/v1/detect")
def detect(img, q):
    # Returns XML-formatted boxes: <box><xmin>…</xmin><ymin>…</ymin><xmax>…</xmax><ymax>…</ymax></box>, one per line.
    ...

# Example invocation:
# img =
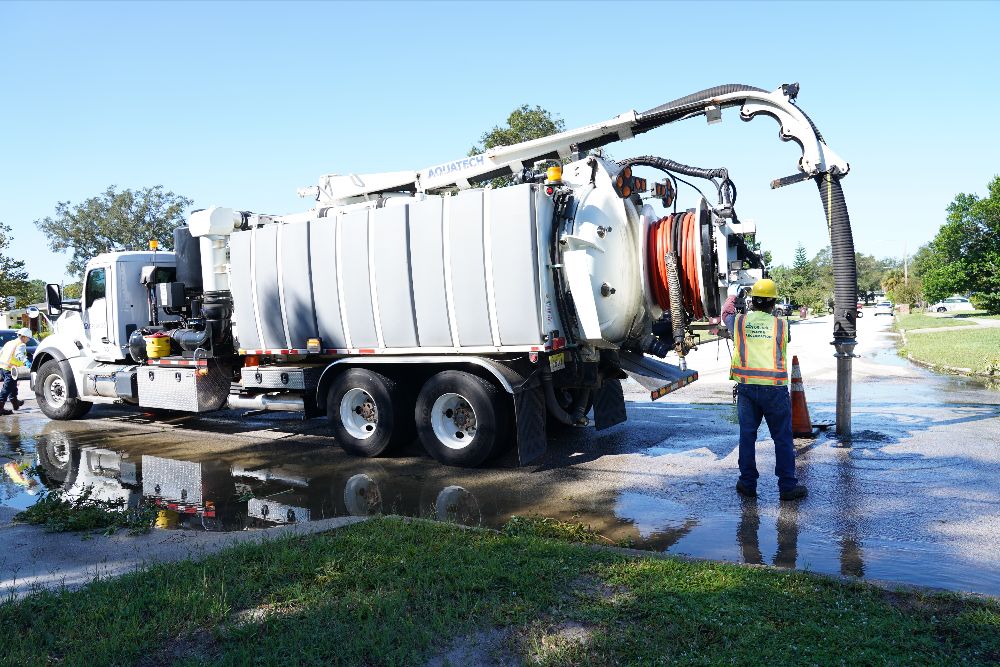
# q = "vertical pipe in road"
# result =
<box><xmin>817</xmin><ymin>175</ymin><xmax>858</xmax><ymax>438</ymax></box>
<box><xmin>834</xmin><ymin>344</ymin><xmax>854</xmax><ymax>437</ymax></box>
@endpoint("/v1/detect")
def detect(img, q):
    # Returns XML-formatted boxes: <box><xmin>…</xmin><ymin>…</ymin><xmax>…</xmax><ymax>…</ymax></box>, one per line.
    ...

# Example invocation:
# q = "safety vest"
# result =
<box><xmin>0</xmin><ymin>339</ymin><xmax>26</xmax><ymax>371</ymax></box>
<box><xmin>730</xmin><ymin>310</ymin><xmax>788</xmax><ymax>385</ymax></box>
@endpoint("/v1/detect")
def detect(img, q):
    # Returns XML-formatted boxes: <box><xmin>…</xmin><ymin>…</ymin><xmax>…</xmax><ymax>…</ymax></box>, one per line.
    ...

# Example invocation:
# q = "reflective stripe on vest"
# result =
<box><xmin>0</xmin><ymin>339</ymin><xmax>25</xmax><ymax>371</ymax></box>
<box><xmin>730</xmin><ymin>311</ymin><xmax>788</xmax><ymax>385</ymax></box>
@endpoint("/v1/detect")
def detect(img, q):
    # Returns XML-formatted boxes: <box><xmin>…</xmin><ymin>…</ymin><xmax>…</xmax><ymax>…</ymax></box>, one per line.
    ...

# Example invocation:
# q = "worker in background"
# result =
<box><xmin>722</xmin><ymin>280</ymin><xmax>807</xmax><ymax>501</ymax></box>
<box><xmin>0</xmin><ymin>328</ymin><xmax>30</xmax><ymax>415</ymax></box>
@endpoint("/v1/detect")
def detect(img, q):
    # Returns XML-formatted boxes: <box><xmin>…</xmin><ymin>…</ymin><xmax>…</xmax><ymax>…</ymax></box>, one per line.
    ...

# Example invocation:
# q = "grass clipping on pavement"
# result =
<box><xmin>2</xmin><ymin>517</ymin><xmax>997</xmax><ymax>666</ymax></box>
<box><xmin>901</xmin><ymin>327</ymin><xmax>1000</xmax><ymax>375</ymax></box>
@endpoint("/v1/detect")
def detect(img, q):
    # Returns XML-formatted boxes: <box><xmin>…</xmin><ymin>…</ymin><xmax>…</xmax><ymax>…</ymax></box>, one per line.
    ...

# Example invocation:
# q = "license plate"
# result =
<box><xmin>548</xmin><ymin>352</ymin><xmax>565</xmax><ymax>372</ymax></box>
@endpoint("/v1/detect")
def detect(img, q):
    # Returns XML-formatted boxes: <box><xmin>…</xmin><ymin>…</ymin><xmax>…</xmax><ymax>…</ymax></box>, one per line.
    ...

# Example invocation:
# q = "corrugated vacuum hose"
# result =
<box><xmin>817</xmin><ymin>173</ymin><xmax>858</xmax><ymax>438</ymax></box>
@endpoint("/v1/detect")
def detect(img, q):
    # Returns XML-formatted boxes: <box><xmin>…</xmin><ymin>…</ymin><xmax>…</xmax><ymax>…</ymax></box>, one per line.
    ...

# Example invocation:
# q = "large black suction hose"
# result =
<box><xmin>818</xmin><ymin>175</ymin><xmax>857</xmax><ymax>340</ymax></box>
<box><xmin>817</xmin><ymin>174</ymin><xmax>857</xmax><ymax>437</ymax></box>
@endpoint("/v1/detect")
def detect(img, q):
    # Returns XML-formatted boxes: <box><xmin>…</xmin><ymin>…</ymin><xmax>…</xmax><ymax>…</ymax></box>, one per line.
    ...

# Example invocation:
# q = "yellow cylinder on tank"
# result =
<box><xmin>145</xmin><ymin>333</ymin><xmax>171</xmax><ymax>358</ymax></box>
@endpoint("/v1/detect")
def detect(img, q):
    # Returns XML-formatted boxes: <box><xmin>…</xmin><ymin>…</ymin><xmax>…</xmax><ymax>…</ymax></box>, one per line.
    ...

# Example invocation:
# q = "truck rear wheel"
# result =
<box><xmin>415</xmin><ymin>370</ymin><xmax>510</xmax><ymax>467</ymax></box>
<box><xmin>34</xmin><ymin>360</ymin><xmax>92</xmax><ymax>421</ymax></box>
<box><xmin>327</xmin><ymin>368</ymin><xmax>412</xmax><ymax>457</ymax></box>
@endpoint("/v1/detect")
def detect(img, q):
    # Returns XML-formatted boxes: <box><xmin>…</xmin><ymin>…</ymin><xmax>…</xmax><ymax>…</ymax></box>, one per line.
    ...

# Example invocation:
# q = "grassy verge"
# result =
<box><xmin>895</xmin><ymin>313</ymin><xmax>977</xmax><ymax>331</ymax></box>
<box><xmin>3</xmin><ymin>517</ymin><xmax>998</xmax><ymax>666</ymax></box>
<box><xmin>901</xmin><ymin>327</ymin><xmax>1000</xmax><ymax>375</ymax></box>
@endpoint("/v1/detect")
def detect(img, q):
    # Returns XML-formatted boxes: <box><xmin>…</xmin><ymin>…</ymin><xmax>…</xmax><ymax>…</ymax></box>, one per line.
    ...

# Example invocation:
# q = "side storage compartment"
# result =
<box><xmin>240</xmin><ymin>365</ymin><xmax>321</xmax><ymax>392</ymax></box>
<box><xmin>138</xmin><ymin>363</ymin><xmax>230</xmax><ymax>412</ymax></box>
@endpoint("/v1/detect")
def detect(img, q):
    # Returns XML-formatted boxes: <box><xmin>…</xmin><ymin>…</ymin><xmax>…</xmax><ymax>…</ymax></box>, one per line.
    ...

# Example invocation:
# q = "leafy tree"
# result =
<box><xmin>0</xmin><ymin>222</ymin><xmax>30</xmax><ymax>307</ymax></box>
<box><xmin>9</xmin><ymin>279</ymin><xmax>47</xmax><ymax>308</ymax></box>
<box><xmin>63</xmin><ymin>282</ymin><xmax>83</xmax><ymax>299</ymax></box>
<box><xmin>470</xmin><ymin>105</ymin><xmax>565</xmax><ymax>187</ymax></box>
<box><xmin>882</xmin><ymin>268</ymin><xmax>923</xmax><ymax>307</ymax></box>
<box><xmin>35</xmin><ymin>185</ymin><xmax>192</xmax><ymax>277</ymax></box>
<box><xmin>919</xmin><ymin>176</ymin><xmax>1000</xmax><ymax>313</ymax></box>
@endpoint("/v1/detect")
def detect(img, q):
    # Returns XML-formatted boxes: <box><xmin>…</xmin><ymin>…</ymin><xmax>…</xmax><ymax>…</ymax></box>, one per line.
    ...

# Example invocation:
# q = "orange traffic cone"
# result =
<box><xmin>790</xmin><ymin>355</ymin><xmax>814</xmax><ymax>437</ymax></box>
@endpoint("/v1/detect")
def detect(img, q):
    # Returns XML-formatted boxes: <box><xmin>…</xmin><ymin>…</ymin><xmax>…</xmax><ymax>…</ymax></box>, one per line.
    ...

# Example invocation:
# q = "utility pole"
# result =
<box><xmin>903</xmin><ymin>241</ymin><xmax>908</xmax><ymax>286</ymax></box>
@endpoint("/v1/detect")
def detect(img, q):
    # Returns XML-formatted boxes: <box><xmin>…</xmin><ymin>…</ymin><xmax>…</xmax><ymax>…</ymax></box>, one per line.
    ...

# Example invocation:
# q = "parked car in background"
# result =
<box><xmin>773</xmin><ymin>299</ymin><xmax>795</xmax><ymax>317</ymax></box>
<box><xmin>928</xmin><ymin>296</ymin><xmax>975</xmax><ymax>313</ymax></box>
<box><xmin>0</xmin><ymin>329</ymin><xmax>39</xmax><ymax>362</ymax></box>
<box><xmin>874</xmin><ymin>301</ymin><xmax>894</xmax><ymax>316</ymax></box>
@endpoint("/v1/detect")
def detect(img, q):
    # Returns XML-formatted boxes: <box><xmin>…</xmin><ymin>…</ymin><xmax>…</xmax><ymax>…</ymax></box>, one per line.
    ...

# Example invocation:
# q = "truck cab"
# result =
<box><xmin>30</xmin><ymin>252</ymin><xmax>177</xmax><ymax>414</ymax></box>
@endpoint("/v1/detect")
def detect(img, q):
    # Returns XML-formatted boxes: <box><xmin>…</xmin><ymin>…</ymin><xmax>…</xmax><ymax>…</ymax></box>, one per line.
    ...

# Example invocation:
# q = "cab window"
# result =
<box><xmin>85</xmin><ymin>268</ymin><xmax>107</xmax><ymax>308</ymax></box>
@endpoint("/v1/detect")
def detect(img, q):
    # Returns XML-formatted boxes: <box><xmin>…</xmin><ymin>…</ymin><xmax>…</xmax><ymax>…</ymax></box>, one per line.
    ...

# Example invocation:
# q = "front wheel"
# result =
<box><xmin>936</xmin><ymin>307</ymin><xmax>947</xmax><ymax>313</ymax></box>
<box><xmin>34</xmin><ymin>360</ymin><xmax>92</xmax><ymax>420</ymax></box>
<box><xmin>327</xmin><ymin>368</ymin><xmax>413</xmax><ymax>457</ymax></box>
<box><xmin>415</xmin><ymin>371</ymin><xmax>510</xmax><ymax>467</ymax></box>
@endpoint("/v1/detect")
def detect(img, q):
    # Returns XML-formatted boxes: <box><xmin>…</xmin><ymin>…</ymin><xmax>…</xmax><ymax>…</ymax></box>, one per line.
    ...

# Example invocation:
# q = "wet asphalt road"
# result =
<box><xmin>2</xmin><ymin>311</ymin><xmax>998</xmax><ymax>596</ymax></box>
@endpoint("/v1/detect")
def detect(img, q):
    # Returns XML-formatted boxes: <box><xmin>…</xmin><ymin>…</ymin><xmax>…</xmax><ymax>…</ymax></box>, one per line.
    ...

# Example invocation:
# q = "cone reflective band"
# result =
<box><xmin>790</xmin><ymin>355</ymin><xmax>814</xmax><ymax>437</ymax></box>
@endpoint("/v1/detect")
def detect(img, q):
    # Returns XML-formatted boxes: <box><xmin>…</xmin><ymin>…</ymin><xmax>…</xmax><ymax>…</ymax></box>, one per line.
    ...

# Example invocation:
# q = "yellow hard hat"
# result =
<box><xmin>750</xmin><ymin>278</ymin><xmax>779</xmax><ymax>298</ymax></box>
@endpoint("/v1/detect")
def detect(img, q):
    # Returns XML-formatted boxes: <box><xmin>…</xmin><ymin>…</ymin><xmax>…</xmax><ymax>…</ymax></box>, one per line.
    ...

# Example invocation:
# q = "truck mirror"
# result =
<box><xmin>45</xmin><ymin>283</ymin><xmax>63</xmax><ymax>319</ymax></box>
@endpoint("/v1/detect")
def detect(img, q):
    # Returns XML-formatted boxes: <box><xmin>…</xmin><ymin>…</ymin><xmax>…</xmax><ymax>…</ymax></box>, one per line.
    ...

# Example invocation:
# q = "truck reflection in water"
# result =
<box><xmin>31</xmin><ymin>439</ymin><xmax>495</xmax><ymax>533</ymax></box>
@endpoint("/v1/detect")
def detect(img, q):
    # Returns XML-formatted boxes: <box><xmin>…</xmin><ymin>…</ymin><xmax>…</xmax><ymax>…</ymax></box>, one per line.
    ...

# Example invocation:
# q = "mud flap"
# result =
<box><xmin>619</xmin><ymin>351</ymin><xmax>698</xmax><ymax>400</ymax></box>
<box><xmin>593</xmin><ymin>378</ymin><xmax>627</xmax><ymax>430</ymax></box>
<box><xmin>514</xmin><ymin>385</ymin><xmax>546</xmax><ymax>465</ymax></box>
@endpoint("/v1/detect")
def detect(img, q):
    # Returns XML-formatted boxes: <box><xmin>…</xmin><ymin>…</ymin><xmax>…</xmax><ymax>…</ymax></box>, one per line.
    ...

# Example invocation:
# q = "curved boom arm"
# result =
<box><xmin>306</xmin><ymin>83</ymin><xmax>848</xmax><ymax>204</ymax></box>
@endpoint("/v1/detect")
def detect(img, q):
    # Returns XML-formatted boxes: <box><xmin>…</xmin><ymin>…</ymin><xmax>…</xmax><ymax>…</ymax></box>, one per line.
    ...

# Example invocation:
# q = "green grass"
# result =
<box><xmin>895</xmin><ymin>313</ymin><xmax>977</xmax><ymax>331</ymax></box>
<box><xmin>2</xmin><ymin>517</ymin><xmax>998</xmax><ymax>666</ymax></box>
<box><xmin>902</xmin><ymin>327</ymin><xmax>1000</xmax><ymax>375</ymax></box>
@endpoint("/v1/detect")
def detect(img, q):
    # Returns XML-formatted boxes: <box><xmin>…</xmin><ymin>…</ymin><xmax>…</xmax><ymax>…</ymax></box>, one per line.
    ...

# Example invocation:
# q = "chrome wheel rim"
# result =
<box><xmin>431</xmin><ymin>393</ymin><xmax>477</xmax><ymax>450</ymax></box>
<box><xmin>43</xmin><ymin>374</ymin><xmax>68</xmax><ymax>409</ymax></box>
<box><xmin>340</xmin><ymin>388</ymin><xmax>378</xmax><ymax>439</ymax></box>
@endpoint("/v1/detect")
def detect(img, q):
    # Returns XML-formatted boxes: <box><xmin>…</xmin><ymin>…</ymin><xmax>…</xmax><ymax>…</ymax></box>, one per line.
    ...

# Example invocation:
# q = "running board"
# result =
<box><xmin>619</xmin><ymin>351</ymin><xmax>698</xmax><ymax>401</ymax></box>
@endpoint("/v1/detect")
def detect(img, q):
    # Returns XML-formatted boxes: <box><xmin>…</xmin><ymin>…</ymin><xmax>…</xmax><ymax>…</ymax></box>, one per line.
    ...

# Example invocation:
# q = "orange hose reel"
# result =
<box><xmin>648</xmin><ymin>211</ymin><xmax>706</xmax><ymax>320</ymax></box>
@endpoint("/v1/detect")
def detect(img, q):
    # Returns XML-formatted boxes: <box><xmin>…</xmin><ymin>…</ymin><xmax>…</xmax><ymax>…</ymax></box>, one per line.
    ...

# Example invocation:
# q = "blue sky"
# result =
<box><xmin>1</xmin><ymin>1</ymin><xmax>997</xmax><ymax>283</ymax></box>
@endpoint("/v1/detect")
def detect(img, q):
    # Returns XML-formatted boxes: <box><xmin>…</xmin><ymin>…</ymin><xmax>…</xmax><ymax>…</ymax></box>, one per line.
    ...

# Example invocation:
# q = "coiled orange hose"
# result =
<box><xmin>648</xmin><ymin>211</ymin><xmax>705</xmax><ymax>320</ymax></box>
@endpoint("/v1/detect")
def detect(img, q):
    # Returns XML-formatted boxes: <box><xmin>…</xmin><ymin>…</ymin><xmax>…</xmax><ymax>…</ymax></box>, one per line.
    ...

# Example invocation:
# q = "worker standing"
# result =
<box><xmin>0</xmin><ymin>328</ymin><xmax>30</xmax><ymax>415</ymax></box>
<box><xmin>722</xmin><ymin>280</ymin><xmax>807</xmax><ymax>501</ymax></box>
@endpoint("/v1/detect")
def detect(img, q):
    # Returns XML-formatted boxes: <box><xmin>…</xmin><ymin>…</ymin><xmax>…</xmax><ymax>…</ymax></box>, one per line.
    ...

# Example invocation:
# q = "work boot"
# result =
<box><xmin>780</xmin><ymin>485</ymin><xmax>808</xmax><ymax>501</ymax></box>
<box><xmin>10</xmin><ymin>398</ymin><xmax>23</xmax><ymax>411</ymax></box>
<box><xmin>735</xmin><ymin>480</ymin><xmax>757</xmax><ymax>497</ymax></box>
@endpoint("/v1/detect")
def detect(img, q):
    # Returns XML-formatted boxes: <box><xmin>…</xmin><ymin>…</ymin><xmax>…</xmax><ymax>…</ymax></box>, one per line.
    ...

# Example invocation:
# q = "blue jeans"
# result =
<box><xmin>0</xmin><ymin>369</ymin><xmax>18</xmax><ymax>405</ymax></box>
<box><xmin>736</xmin><ymin>383</ymin><xmax>798</xmax><ymax>492</ymax></box>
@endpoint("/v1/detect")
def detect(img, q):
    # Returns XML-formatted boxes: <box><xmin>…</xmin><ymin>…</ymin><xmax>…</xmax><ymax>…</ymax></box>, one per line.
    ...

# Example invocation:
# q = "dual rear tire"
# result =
<box><xmin>326</xmin><ymin>368</ymin><xmax>510</xmax><ymax>468</ymax></box>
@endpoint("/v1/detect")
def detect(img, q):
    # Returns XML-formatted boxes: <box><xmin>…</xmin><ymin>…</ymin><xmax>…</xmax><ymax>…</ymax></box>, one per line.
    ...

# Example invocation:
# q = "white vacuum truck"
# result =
<box><xmin>30</xmin><ymin>83</ymin><xmax>851</xmax><ymax>466</ymax></box>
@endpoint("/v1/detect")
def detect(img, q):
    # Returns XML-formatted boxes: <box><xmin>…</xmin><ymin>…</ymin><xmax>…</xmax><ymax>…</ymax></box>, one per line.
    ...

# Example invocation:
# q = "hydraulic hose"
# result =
<box><xmin>817</xmin><ymin>174</ymin><xmax>857</xmax><ymax>340</ymax></box>
<box><xmin>617</xmin><ymin>156</ymin><xmax>728</xmax><ymax>186</ymax></box>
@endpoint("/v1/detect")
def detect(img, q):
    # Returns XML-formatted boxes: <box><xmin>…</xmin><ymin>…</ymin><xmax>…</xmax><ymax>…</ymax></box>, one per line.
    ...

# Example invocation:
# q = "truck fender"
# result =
<box><xmin>30</xmin><ymin>333</ymin><xmax>88</xmax><ymax>397</ymax></box>
<box><xmin>315</xmin><ymin>356</ymin><xmax>521</xmax><ymax>406</ymax></box>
